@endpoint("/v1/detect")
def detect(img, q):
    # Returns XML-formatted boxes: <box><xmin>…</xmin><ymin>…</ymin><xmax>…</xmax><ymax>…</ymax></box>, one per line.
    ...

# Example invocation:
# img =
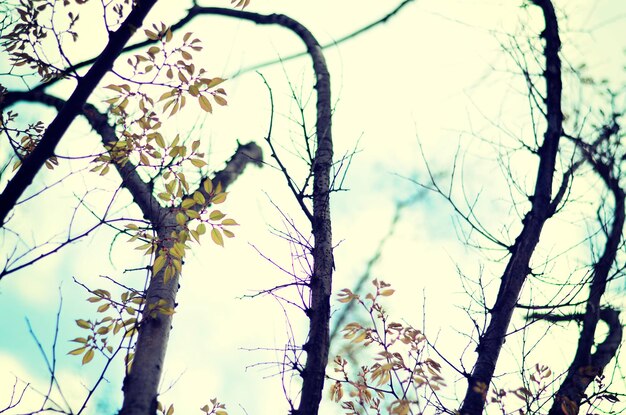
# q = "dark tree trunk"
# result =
<box><xmin>459</xmin><ymin>1</ymin><xmax>563</xmax><ymax>414</ymax></box>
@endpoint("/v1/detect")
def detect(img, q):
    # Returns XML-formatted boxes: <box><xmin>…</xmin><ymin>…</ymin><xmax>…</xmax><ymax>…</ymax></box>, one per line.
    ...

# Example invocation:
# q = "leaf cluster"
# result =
<box><xmin>331</xmin><ymin>280</ymin><xmax>445</xmax><ymax>415</ymax></box>
<box><xmin>68</xmin><ymin>288</ymin><xmax>144</xmax><ymax>368</ymax></box>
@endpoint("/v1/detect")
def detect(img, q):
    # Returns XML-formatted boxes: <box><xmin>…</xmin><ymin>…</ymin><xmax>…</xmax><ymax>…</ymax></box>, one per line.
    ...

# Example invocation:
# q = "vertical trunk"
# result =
<box><xmin>459</xmin><ymin>1</ymin><xmax>562</xmax><ymax>414</ymax></box>
<box><xmin>203</xmin><ymin>10</ymin><xmax>335</xmax><ymax>414</ymax></box>
<box><xmin>119</xmin><ymin>223</ymin><xmax>178</xmax><ymax>415</ymax></box>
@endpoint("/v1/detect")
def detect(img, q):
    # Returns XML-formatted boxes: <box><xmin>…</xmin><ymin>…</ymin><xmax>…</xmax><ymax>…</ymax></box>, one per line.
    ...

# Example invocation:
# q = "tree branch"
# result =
<box><xmin>0</xmin><ymin>0</ymin><xmax>159</xmax><ymax>226</ymax></box>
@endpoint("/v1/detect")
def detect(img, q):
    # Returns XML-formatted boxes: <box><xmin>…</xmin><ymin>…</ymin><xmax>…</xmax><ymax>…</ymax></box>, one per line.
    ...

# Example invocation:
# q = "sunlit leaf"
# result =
<box><xmin>211</xmin><ymin>228</ymin><xmax>224</xmax><ymax>247</ymax></box>
<box><xmin>76</xmin><ymin>319</ymin><xmax>91</xmax><ymax>329</ymax></box>
<box><xmin>211</xmin><ymin>192</ymin><xmax>227</xmax><ymax>204</ymax></box>
<box><xmin>82</xmin><ymin>348</ymin><xmax>95</xmax><ymax>365</ymax></box>
<box><xmin>209</xmin><ymin>210</ymin><xmax>225</xmax><ymax>221</ymax></box>
<box><xmin>198</xmin><ymin>95</ymin><xmax>212</xmax><ymax>113</ymax></box>
<box><xmin>68</xmin><ymin>347</ymin><xmax>86</xmax><ymax>355</ymax></box>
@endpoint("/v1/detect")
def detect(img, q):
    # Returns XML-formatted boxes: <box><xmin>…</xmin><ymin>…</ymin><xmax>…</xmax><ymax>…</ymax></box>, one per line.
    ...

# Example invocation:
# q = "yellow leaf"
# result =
<box><xmin>191</xmin><ymin>158</ymin><xmax>207</xmax><ymax>168</ymax></box>
<box><xmin>352</xmin><ymin>331</ymin><xmax>367</xmax><ymax>343</ymax></box>
<box><xmin>176</xmin><ymin>212</ymin><xmax>187</xmax><ymax>226</ymax></box>
<box><xmin>76</xmin><ymin>319</ymin><xmax>91</xmax><ymax>329</ymax></box>
<box><xmin>213</xmin><ymin>95</ymin><xmax>227</xmax><ymax>106</ymax></box>
<box><xmin>193</xmin><ymin>191</ymin><xmax>206</xmax><ymax>205</ymax></box>
<box><xmin>197</xmin><ymin>223</ymin><xmax>206</xmax><ymax>235</ymax></box>
<box><xmin>211</xmin><ymin>228</ymin><xmax>224</xmax><ymax>247</ymax></box>
<box><xmin>181</xmin><ymin>198</ymin><xmax>195</xmax><ymax>209</ymax></box>
<box><xmin>164</xmin><ymin>265</ymin><xmax>173</xmax><ymax>283</ymax></box>
<box><xmin>166</xmin><ymin>404</ymin><xmax>174</xmax><ymax>415</ymax></box>
<box><xmin>155</xmin><ymin>134</ymin><xmax>166</xmax><ymax>148</ymax></box>
<box><xmin>159</xmin><ymin>90</ymin><xmax>175</xmax><ymax>102</ymax></box>
<box><xmin>222</xmin><ymin>229</ymin><xmax>235</xmax><ymax>238</ymax></box>
<box><xmin>198</xmin><ymin>95</ymin><xmax>212</xmax><ymax>113</ymax></box>
<box><xmin>207</xmin><ymin>78</ymin><xmax>225</xmax><ymax>88</ymax></box>
<box><xmin>153</xmin><ymin>255</ymin><xmax>166</xmax><ymax>275</ymax></box>
<box><xmin>82</xmin><ymin>348</ymin><xmax>95</xmax><ymax>365</ymax></box>
<box><xmin>144</xmin><ymin>29</ymin><xmax>158</xmax><ymax>40</ymax></box>
<box><xmin>221</xmin><ymin>218</ymin><xmax>238</xmax><ymax>226</ymax></box>
<box><xmin>186</xmin><ymin>210</ymin><xmax>200</xmax><ymax>219</ymax></box>
<box><xmin>97</xmin><ymin>303</ymin><xmax>110</xmax><ymax>313</ymax></box>
<box><xmin>380</xmin><ymin>289</ymin><xmax>395</xmax><ymax>297</ymax></box>
<box><xmin>211</xmin><ymin>192</ymin><xmax>227</xmax><ymax>204</ymax></box>
<box><xmin>203</xmin><ymin>179</ymin><xmax>213</xmax><ymax>193</ymax></box>
<box><xmin>209</xmin><ymin>210</ymin><xmax>225</xmax><ymax>221</ymax></box>
<box><xmin>68</xmin><ymin>347</ymin><xmax>86</xmax><ymax>355</ymax></box>
<box><xmin>191</xmin><ymin>230</ymin><xmax>200</xmax><ymax>242</ymax></box>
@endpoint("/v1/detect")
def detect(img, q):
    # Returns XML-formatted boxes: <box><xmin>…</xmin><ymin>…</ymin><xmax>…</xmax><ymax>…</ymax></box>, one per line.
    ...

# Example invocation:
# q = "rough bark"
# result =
<box><xmin>0</xmin><ymin>0</ymin><xmax>159</xmax><ymax>226</ymax></box>
<box><xmin>185</xmin><ymin>10</ymin><xmax>333</xmax><ymax>415</ymax></box>
<box><xmin>459</xmin><ymin>1</ymin><xmax>563</xmax><ymax>414</ymax></box>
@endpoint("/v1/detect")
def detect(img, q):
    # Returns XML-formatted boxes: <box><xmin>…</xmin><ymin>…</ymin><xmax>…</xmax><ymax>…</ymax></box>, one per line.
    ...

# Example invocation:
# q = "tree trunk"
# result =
<box><xmin>459</xmin><ymin>1</ymin><xmax>563</xmax><ymax>413</ymax></box>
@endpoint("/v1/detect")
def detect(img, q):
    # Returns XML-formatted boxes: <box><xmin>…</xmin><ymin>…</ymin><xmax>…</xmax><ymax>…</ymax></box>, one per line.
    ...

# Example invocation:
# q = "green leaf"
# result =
<box><xmin>193</xmin><ymin>191</ymin><xmax>206</xmax><ymax>205</ymax></box>
<box><xmin>176</xmin><ymin>212</ymin><xmax>187</xmax><ymax>226</ymax></box>
<box><xmin>153</xmin><ymin>255</ymin><xmax>166</xmax><ymax>275</ymax></box>
<box><xmin>209</xmin><ymin>210</ymin><xmax>225</xmax><ymax>221</ymax></box>
<box><xmin>203</xmin><ymin>179</ymin><xmax>213</xmax><ymax>194</ymax></box>
<box><xmin>181</xmin><ymin>198</ymin><xmax>195</xmax><ymax>209</ymax></box>
<box><xmin>197</xmin><ymin>223</ymin><xmax>206</xmax><ymax>235</ymax></box>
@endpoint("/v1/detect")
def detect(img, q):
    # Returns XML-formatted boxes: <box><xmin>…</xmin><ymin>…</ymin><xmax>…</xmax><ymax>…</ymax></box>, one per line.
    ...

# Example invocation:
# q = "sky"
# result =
<box><xmin>1</xmin><ymin>0</ymin><xmax>626</xmax><ymax>414</ymax></box>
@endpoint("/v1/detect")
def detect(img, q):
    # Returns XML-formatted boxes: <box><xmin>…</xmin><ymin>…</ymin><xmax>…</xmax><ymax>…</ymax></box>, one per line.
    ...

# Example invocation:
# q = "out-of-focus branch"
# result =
<box><xmin>545</xmin><ymin>119</ymin><xmax>624</xmax><ymax>415</ymax></box>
